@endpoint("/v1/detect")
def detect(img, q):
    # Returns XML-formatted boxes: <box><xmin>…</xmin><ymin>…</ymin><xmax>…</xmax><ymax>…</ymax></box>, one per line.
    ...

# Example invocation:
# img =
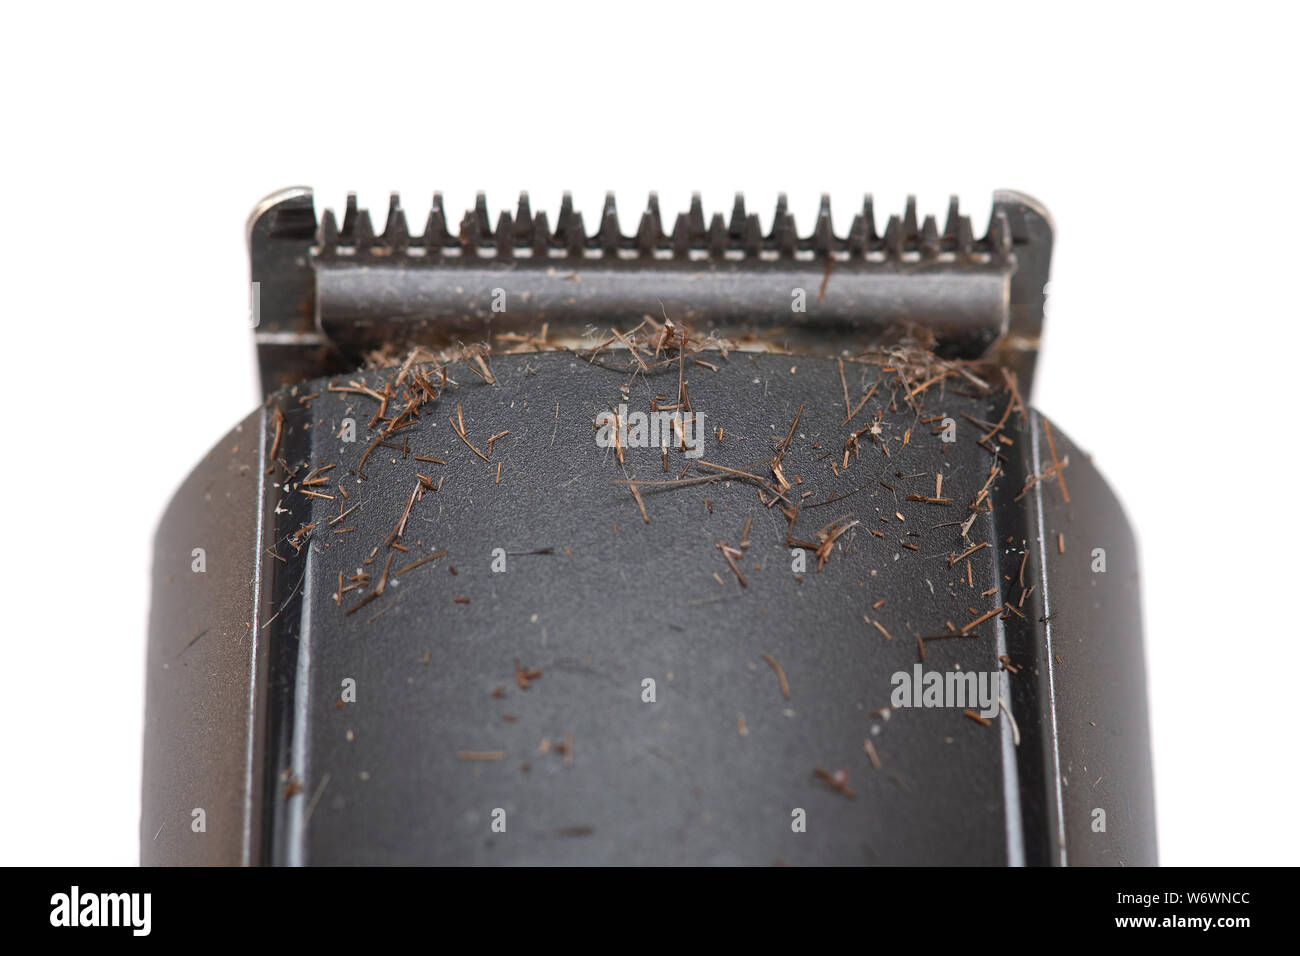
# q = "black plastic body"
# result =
<box><xmin>143</xmin><ymin>352</ymin><xmax>1155</xmax><ymax>865</ymax></box>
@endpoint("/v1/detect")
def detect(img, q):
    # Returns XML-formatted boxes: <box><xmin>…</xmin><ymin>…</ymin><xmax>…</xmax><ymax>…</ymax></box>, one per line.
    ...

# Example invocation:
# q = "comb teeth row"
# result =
<box><xmin>316</xmin><ymin>192</ymin><xmax>1013</xmax><ymax>261</ymax></box>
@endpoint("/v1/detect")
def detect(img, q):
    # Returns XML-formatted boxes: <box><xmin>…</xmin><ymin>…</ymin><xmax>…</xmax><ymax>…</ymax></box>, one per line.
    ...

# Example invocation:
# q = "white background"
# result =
<box><xmin>2</xmin><ymin>1</ymin><xmax>1296</xmax><ymax>866</ymax></box>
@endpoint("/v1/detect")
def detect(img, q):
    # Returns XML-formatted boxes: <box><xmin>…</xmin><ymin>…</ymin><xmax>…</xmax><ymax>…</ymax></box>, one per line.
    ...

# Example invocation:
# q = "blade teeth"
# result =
<box><xmin>883</xmin><ymin>214</ymin><xmax>904</xmax><ymax>259</ymax></box>
<box><xmin>671</xmin><ymin>213</ymin><xmax>691</xmax><ymax>259</ymax></box>
<box><xmin>955</xmin><ymin>216</ymin><xmax>975</xmax><ymax>258</ymax></box>
<box><xmin>942</xmin><ymin>195</ymin><xmax>961</xmax><ymax>241</ymax></box>
<box><xmin>742</xmin><ymin>213</ymin><xmax>763</xmax><ymax>256</ymax></box>
<box><xmin>987</xmin><ymin>210</ymin><xmax>1012</xmax><ymax>259</ymax></box>
<box><xmin>920</xmin><ymin>216</ymin><xmax>940</xmax><ymax>259</ymax></box>
<box><xmin>383</xmin><ymin>193</ymin><xmax>409</xmax><ymax>252</ymax></box>
<box><xmin>636</xmin><ymin>212</ymin><xmax>658</xmax><ymax>255</ymax></box>
<box><xmin>316</xmin><ymin>192</ymin><xmax>1010</xmax><ymax>260</ymax></box>
<box><xmin>941</xmin><ymin>195</ymin><xmax>976</xmax><ymax>258</ymax></box>
<box><xmin>424</xmin><ymin>193</ymin><xmax>449</xmax><ymax>260</ymax></box>
<box><xmin>687</xmin><ymin>193</ymin><xmax>706</xmax><ymax>236</ymax></box>
<box><xmin>353</xmin><ymin>206</ymin><xmax>377</xmax><ymax>252</ymax></box>
<box><xmin>638</xmin><ymin>193</ymin><xmax>664</xmax><ymax>251</ymax></box>
<box><xmin>902</xmin><ymin>195</ymin><xmax>919</xmax><ymax>241</ymax></box>
<box><xmin>599</xmin><ymin>192</ymin><xmax>621</xmax><ymax>253</ymax></box>
<box><xmin>566</xmin><ymin>210</ymin><xmax>587</xmax><ymax>257</ymax></box>
<box><xmin>847</xmin><ymin>214</ymin><xmax>868</xmax><ymax>256</ymax></box>
<box><xmin>555</xmin><ymin>192</ymin><xmax>575</xmax><ymax>244</ymax></box>
<box><xmin>318</xmin><ymin>208</ymin><xmax>340</xmax><ymax>251</ymax></box>
<box><xmin>771</xmin><ymin>193</ymin><xmax>797</xmax><ymax>257</ymax></box>
<box><xmin>847</xmin><ymin>195</ymin><xmax>875</xmax><ymax>256</ymax></box>
<box><xmin>339</xmin><ymin>193</ymin><xmax>359</xmax><ymax>243</ymax></box>
<box><xmin>495</xmin><ymin>211</ymin><xmax>515</xmax><ymax>259</ymax></box>
<box><xmin>637</xmin><ymin>193</ymin><xmax>662</xmax><ymax>254</ymax></box>
<box><xmin>459</xmin><ymin>209</ymin><xmax>480</xmax><ymax>255</ymax></box>
<box><xmin>728</xmin><ymin>193</ymin><xmax>747</xmax><ymax>238</ymax></box>
<box><xmin>473</xmin><ymin>193</ymin><xmax>491</xmax><ymax>237</ymax></box>
<box><xmin>708</xmin><ymin>213</ymin><xmax>728</xmax><ymax>259</ymax></box>
<box><xmin>514</xmin><ymin>192</ymin><xmax>533</xmax><ymax>242</ymax></box>
<box><xmin>769</xmin><ymin>193</ymin><xmax>790</xmax><ymax>241</ymax></box>
<box><xmin>861</xmin><ymin>195</ymin><xmax>878</xmax><ymax>241</ymax></box>
<box><xmin>531</xmin><ymin>210</ymin><xmax>551</xmax><ymax>255</ymax></box>
<box><xmin>775</xmin><ymin>215</ymin><xmax>798</xmax><ymax>257</ymax></box>
<box><xmin>813</xmin><ymin>194</ymin><xmax>834</xmax><ymax>256</ymax></box>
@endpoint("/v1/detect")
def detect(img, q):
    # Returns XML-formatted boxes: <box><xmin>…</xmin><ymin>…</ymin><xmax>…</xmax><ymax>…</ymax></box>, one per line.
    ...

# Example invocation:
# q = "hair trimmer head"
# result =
<box><xmin>145</xmin><ymin>189</ymin><xmax>1153</xmax><ymax>866</ymax></box>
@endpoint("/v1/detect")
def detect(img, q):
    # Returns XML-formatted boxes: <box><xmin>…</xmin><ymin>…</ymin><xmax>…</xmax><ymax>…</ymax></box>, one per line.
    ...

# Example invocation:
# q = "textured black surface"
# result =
<box><xmin>201</xmin><ymin>350</ymin><xmax>1155</xmax><ymax>865</ymax></box>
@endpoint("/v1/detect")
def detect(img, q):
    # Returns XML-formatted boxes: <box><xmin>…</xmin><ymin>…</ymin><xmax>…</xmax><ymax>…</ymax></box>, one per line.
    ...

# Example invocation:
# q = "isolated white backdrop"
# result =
<box><xmin>3</xmin><ymin>1</ymin><xmax>1296</xmax><ymax>866</ymax></box>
